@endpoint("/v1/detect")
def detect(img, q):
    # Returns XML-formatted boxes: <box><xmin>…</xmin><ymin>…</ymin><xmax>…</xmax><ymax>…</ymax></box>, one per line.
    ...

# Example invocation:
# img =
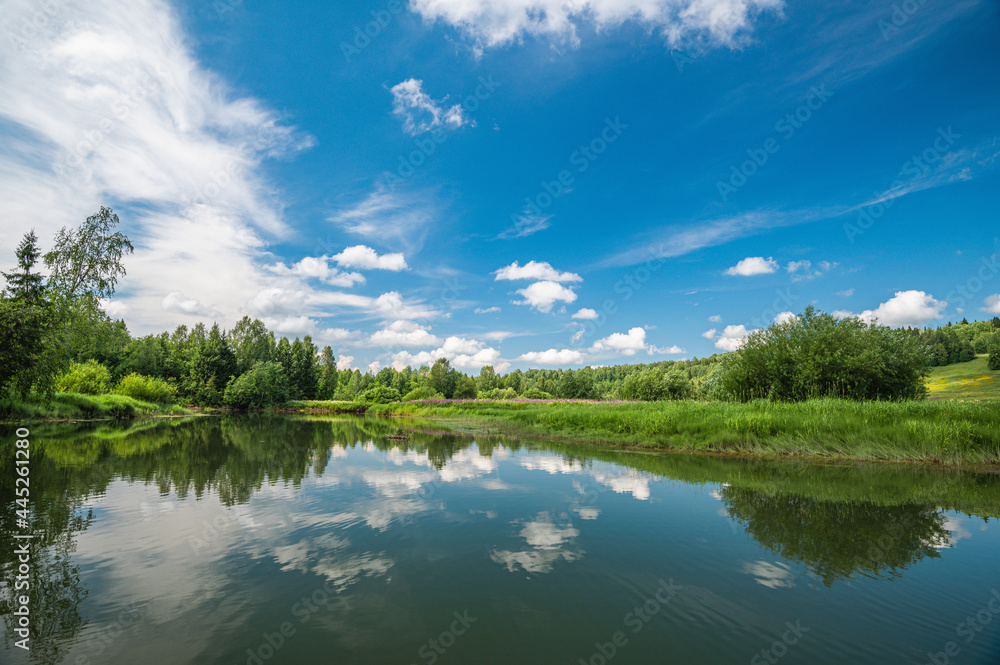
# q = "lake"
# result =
<box><xmin>2</xmin><ymin>415</ymin><xmax>1000</xmax><ymax>664</ymax></box>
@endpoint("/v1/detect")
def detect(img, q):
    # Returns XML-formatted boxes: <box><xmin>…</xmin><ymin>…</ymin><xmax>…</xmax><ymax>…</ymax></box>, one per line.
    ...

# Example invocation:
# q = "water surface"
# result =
<box><xmin>2</xmin><ymin>415</ymin><xmax>999</xmax><ymax>664</ymax></box>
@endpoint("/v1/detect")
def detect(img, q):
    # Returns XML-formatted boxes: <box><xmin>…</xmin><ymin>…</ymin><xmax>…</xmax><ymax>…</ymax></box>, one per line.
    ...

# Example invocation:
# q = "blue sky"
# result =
<box><xmin>1</xmin><ymin>0</ymin><xmax>998</xmax><ymax>373</ymax></box>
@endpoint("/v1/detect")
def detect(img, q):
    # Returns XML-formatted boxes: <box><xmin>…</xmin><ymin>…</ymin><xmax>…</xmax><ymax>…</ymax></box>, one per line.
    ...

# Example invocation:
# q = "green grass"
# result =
<box><xmin>1</xmin><ymin>392</ymin><xmax>191</xmax><ymax>421</ymax></box>
<box><xmin>285</xmin><ymin>399</ymin><xmax>369</xmax><ymax>414</ymax></box>
<box><xmin>926</xmin><ymin>355</ymin><xmax>1000</xmax><ymax>400</ymax></box>
<box><xmin>370</xmin><ymin>398</ymin><xmax>1000</xmax><ymax>465</ymax></box>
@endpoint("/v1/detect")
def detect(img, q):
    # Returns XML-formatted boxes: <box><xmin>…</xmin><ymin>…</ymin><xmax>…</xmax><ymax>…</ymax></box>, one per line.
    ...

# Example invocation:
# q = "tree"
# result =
<box><xmin>429</xmin><ymin>358</ymin><xmax>458</xmax><ymax>398</ymax></box>
<box><xmin>0</xmin><ymin>231</ymin><xmax>51</xmax><ymax>397</ymax></box>
<box><xmin>989</xmin><ymin>347</ymin><xmax>1000</xmax><ymax>371</ymax></box>
<box><xmin>229</xmin><ymin>316</ymin><xmax>274</xmax><ymax>374</ymax></box>
<box><xmin>477</xmin><ymin>365</ymin><xmax>497</xmax><ymax>392</ymax></box>
<box><xmin>223</xmin><ymin>361</ymin><xmax>290</xmax><ymax>408</ymax></box>
<box><xmin>453</xmin><ymin>375</ymin><xmax>477</xmax><ymax>399</ymax></box>
<box><xmin>318</xmin><ymin>346</ymin><xmax>339</xmax><ymax>399</ymax></box>
<box><xmin>619</xmin><ymin>366</ymin><xmax>691</xmax><ymax>401</ymax></box>
<box><xmin>185</xmin><ymin>324</ymin><xmax>237</xmax><ymax>405</ymax></box>
<box><xmin>43</xmin><ymin>207</ymin><xmax>133</xmax><ymax>302</ymax></box>
<box><xmin>717</xmin><ymin>306</ymin><xmax>929</xmax><ymax>401</ymax></box>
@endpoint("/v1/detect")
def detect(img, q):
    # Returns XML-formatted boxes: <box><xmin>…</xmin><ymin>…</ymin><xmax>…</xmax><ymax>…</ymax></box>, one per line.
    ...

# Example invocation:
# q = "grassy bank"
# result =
<box><xmin>369</xmin><ymin>398</ymin><xmax>1000</xmax><ymax>465</ymax></box>
<box><xmin>1</xmin><ymin>392</ymin><xmax>190</xmax><ymax>421</ymax></box>
<box><xmin>926</xmin><ymin>355</ymin><xmax>999</xmax><ymax>400</ymax></box>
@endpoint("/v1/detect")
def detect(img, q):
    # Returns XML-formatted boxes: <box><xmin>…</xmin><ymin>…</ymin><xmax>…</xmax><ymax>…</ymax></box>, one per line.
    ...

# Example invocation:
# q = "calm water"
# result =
<box><xmin>2</xmin><ymin>415</ymin><xmax>1000</xmax><ymax>665</ymax></box>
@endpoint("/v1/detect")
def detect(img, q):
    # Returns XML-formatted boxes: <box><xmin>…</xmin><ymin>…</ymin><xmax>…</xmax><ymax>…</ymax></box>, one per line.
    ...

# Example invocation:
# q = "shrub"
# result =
<box><xmin>113</xmin><ymin>373</ymin><xmax>177</xmax><ymax>403</ymax></box>
<box><xmin>521</xmin><ymin>387</ymin><xmax>554</xmax><ymax>399</ymax></box>
<box><xmin>717</xmin><ymin>306</ymin><xmax>929</xmax><ymax>402</ymax></box>
<box><xmin>482</xmin><ymin>387</ymin><xmax>518</xmax><ymax>400</ymax></box>
<box><xmin>620</xmin><ymin>366</ymin><xmax>691</xmax><ymax>401</ymax></box>
<box><xmin>989</xmin><ymin>347</ymin><xmax>1000</xmax><ymax>371</ymax></box>
<box><xmin>402</xmin><ymin>385</ymin><xmax>445</xmax><ymax>401</ymax></box>
<box><xmin>55</xmin><ymin>360</ymin><xmax>111</xmax><ymax>395</ymax></box>
<box><xmin>362</xmin><ymin>384</ymin><xmax>402</xmax><ymax>404</ymax></box>
<box><xmin>453</xmin><ymin>376</ymin><xmax>478</xmax><ymax>399</ymax></box>
<box><xmin>223</xmin><ymin>361</ymin><xmax>290</xmax><ymax>408</ymax></box>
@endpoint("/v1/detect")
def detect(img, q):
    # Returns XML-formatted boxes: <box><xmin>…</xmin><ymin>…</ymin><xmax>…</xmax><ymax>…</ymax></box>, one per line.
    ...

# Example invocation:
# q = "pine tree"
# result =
<box><xmin>2</xmin><ymin>230</ymin><xmax>45</xmax><ymax>301</ymax></box>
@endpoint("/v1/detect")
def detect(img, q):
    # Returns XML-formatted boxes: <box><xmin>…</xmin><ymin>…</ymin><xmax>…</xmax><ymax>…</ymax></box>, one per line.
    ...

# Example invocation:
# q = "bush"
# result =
<box><xmin>223</xmin><ymin>361</ymin><xmax>290</xmax><ymax>408</ymax></box>
<box><xmin>55</xmin><ymin>360</ymin><xmax>111</xmax><ymax>395</ymax></box>
<box><xmin>402</xmin><ymin>385</ymin><xmax>445</xmax><ymax>401</ymax></box>
<box><xmin>113</xmin><ymin>373</ymin><xmax>177</xmax><ymax>403</ymax></box>
<box><xmin>521</xmin><ymin>387</ymin><xmax>554</xmax><ymax>399</ymax></box>
<box><xmin>482</xmin><ymin>387</ymin><xmax>518</xmax><ymax>400</ymax></box>
<box><xmin>989</xmin><ymin>347</ymin><xmax>1000</xmax><ymax>371</ymax></box>
<box><xmin>453</xmin><ymin>376</ymin><xmax>478</xmax><ymax>399</ymax></box>
<box><xmin>620</xmin><ymin>366</ymin><xmax>691</xmax><ymax>401</ymax></box>
<box><xmin>717</xmin><ymin>306</ymin><xmax>929</xmax><ymax>401</ymax></box>
<box><xmin>362</xmin><ymin>384</ymin><xmax>402</xmax><ymax>404</ymax></box>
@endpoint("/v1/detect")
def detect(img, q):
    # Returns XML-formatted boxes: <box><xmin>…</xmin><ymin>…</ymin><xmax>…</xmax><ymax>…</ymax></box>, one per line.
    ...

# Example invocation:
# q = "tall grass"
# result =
<box><xmin>370</xmin><ymin>398</ymin><xmax>1000</xmax><ymax>465</ymax></box>
<box><xmin>1</xmin><ymin>392</ymin><xmax>189</xmax><ymax>421</ymax></box>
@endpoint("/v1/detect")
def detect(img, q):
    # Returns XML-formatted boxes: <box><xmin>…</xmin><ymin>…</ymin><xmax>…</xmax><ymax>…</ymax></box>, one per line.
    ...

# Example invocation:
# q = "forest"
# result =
<box><xmin>2</xmin><ymin>209</ymin><xmax>1000</xmax><ymax>416</ymax></box>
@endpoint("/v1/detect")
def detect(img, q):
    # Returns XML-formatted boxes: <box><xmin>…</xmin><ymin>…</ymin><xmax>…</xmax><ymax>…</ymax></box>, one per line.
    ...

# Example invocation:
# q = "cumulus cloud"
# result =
<box><xmin>836</xmin><ymin>290</ymin><xmax>947</xmax><ymax>327</ymax></box>
<box><xmin>494</xmin><ymin>261</ymin><xmax>582</xmax><ymax>283</ymax></box>
<box><xmin>590</xmin><ymin>327</ymin><xmax>683</xmax><ymax>356</ymax></box>
<box><xmin>368</xmin><ymin>320</ymin><xmax>442</xmax><ymax>348</ymax></box>
<box><xmin>786</xmin><ymin>259</ymin><xmax>837</xmax><ymax>281</ymax></box>
<box><xmin>774</xmin><ymin>311</ymin><xmax>797</xmax><ymax>324</ymax></box>
<box><xmin>409</xmin><ymin>0</ymin><xmax>784</xmax><ymax>50</ymax></box>
<box><xmin>836</xmin><ymin>289</ymin><xmax>855</xmax><ymax>297</ymax></box>
<box><xmin>715</xmin><ymin>324</ymin><xmax>756</xmax><ymax>351</ymax></box>
<box><xmin>332</xmin><ymin>245</ymin><xmax>408</xmax><ymax>271</ymax></box>
<box><xmin>389</xmin><ymin>78</ymin><xmax>470</xmax><ymax>135</ymax></box>
<box><xmin>708</xmin><ymin>314</ymin><xmax>722</xmax><ymax>322</ymax></box>
<box><xmin>475</xmin><ymin>306</ymin><xmax>501</xmax><ymax>314</ymax></box>
<box><xmin>390</xmin><ymin>336</ymin><xmax>509</xmax><ymax>372</ymax></box>
<box><xmin>981</xmin><ymin>294</ymin><xmax>1000</xmax><ymax>315</ymax></box>
<box><xmin>702</xmin><ymin>328</ymin><xmax>718</xmax><ymax>339</ymax></box>
<box><xmin>572</xmin><ymin>308</ymin><xmax>599</xmax><ymax>320</ymax></box>
<box><xmin>336</xmin><ymin>355</ymin><xmax>355</xmax><ymax>370</ymax></box>
<box><xmin>161</xmin><ymin>291</ymin><xmax>221</xmax><ymax>318</ymax></box>
<box><xmin>513</xmin><ymin>281</ymin><xmax>578</xmax><ymax>313</ymax></box>
<box><xmin>517</xmin><ymin>348</ymin><xmax>586</xmax><ymax>365</ymax></box>
<box><xmin>265</xmin><ymin>255</ymin><xmax>365</xmax><ymax>287</ymax></box>
<box><xmin>725</xmin><ymin>256</ymin><xmax>778</xmax><ymax>276</ymax></box>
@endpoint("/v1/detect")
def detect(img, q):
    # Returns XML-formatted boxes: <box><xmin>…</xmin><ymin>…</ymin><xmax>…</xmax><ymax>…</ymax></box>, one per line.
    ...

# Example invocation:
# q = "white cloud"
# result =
<box><xmin>389</xmin><ymin>78</ymin><xmax>470</xmax><ymax>135</ymax></box>
<box><xmin>708</xmin><ymin>314</ymin><xmax>722</xmax><ymax>322</ymax></box>
<box><xmin>161</xmin><ymin>291</ymin><xmax>221</xmax><ymax>318</ymax></box>
<box><xmin>591</xmin><ymin>327</ymin><xmax>648</xmax><ymax>356</ymax></box>
<box><xmin>0</xmin><ymin>0</ymin><xmax>315</xmax><ymax>335</ymax></box>
<box><xmin>715</xmin><ymin>324</ymin><xmax>756</xmax><ymax>351</ymax></box>
<box><xmin>368</xmin><ymin>320</ymin><xmax>442</xmax><ymax>348</ymax></box>
<box><xmin>475</xmin><ymin>306</ymin><xmax>501</xmax><ymax>314</ymax></box>
<box><xmin>368</xmin><ymin>361</ymin><xmax>381</xmax><ymax>374</ymax></box>
<box><xmin>389</xmin><ymin>336</ymin><xmax>509</xmax><ymax>372</ymax></box>
<box><xmin>265</xmin><ymin>255</ymin><xmax>365</xmax><ymax>287</ymax></box>
<box><xmin>494</xmin><ymin>261</ymin><xmax>582</xmax><ymax>283</ymax></box>
<box><xmin>725</xmin><ymin>256</ymin><xmax>778</xmax><ymax>276</ymax></box>
<box><xmin>517</xmin><ymin>348</ymin><xmax>586</xmax><ymax>365</ymax></box>
<box><xmin>336</xmin><ymin>355</ymin><xmax>355</xmax><ymax>371</ymax></box>
<box><xmin>332</xmin><ymin>245</ymin><xmax>408</xmax><ymax>271</ymax></box>
<box><xmin>786</xmin><ymin>259</ymin><xmax>837</xmax><ymax>281</ymax></box>
<box><xmin>572</xmin><ymin>308</ymin><xmax>599</xmax><ymax>320</ymax></box>
<box><xmin>328</xmin><ymin>187</ymin><xmax>437</xmax><ymax>254</ymax></box>
<box><xmin>512</xmin><ymin>281</ymin><xmax>578</xmax><ymax>313</ymax></box>
<box><xmin>99</xmin><ymin>298</ymin><xmax>128</xmax><ymax>319</ymax></box>
<box><xmin>702</xmin><ymin>328</ymin><xmax>718</xmax><ymax>339</ymax></box>
<box><xmin>410</xmin><ymin>0</ymin><xmax>784</xmax><ymax>50</ymax></box>
<box><xmin>786</xmin><ymin>260</ymin><xmax>810</xmax><ymax>274</ymax></box>
<box><xmin>839</xmin><ymin>290</ymin><xmax>948</xmax><ymax>327</ymax></box>
<box><xmin>981</xmin><ymin>294</ymin><xmax>1000</xmax><ymax>315</ymax></box>
<box><xmin>498</xmin><ymin>213</ymin><xmax>551</xmax><ymax>239</ymax></box>
<box><xmin>836</xmin><ymin>289</ymin><xmax>855</xmax><ymax>297</ymax></box>
<box><xmin>774</xmin><ymin>311</ymin><xmax>797</xmax><ymax>324</ymax></box>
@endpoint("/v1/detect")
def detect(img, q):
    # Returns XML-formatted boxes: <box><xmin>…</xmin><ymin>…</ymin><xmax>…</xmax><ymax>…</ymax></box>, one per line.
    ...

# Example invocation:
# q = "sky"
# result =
<box><xmin>1</xmin><ymin>0</ymin><xmax>998</xmax><ymax>374</ymax></box>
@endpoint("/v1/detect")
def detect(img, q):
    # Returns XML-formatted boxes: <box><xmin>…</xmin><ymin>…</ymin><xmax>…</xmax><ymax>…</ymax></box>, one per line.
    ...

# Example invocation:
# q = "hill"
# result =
<box><xmin>926</xmin><ymin>355</ymin><xmax>1000</xmax><ymax>400</ymax></box>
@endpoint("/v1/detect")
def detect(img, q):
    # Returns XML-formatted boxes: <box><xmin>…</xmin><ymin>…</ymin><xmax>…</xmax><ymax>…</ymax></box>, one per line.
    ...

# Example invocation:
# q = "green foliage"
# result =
<box><xmin>55</xmin><ymin>360</ymin><xmax>111</xmax><ymax>395</ymax></box>
<box><xmin>402</xmin><ymin>385</ymin><xmax>445</xmax><ymax>401</ymax></box>
<box><xmin>228</xmin><ymin>316</ymin><xmax>275</xmax><ymax>374</ymax></box>
<box><xmin>361</xmin><ymin>384</ymin><xmax>402</xmax><ymax>404</ymax></box>
<box><xmin>718</xmin><ymin>306</ymin><xmax>929</xmax><ymax>401</ymax></box>
<box><xmin>619</xmin><ymin>366</ymin><xmax>691</xmax><ymax>401</ymax></box>
<box><xmin>223</xmin><ymin>361</ymin><xmax>290</xmax><ymax>408</ymax></box>
<box><xmin>429</xmin><ymin>358</ymin><xmax>458</xmax><ymax>398</ymax></box>
<box><xmin>521</xmin><ymin>387</ymin><xmax>554</xmax><ymax>399</ymax></box>
<box><xmin>317</xmin><ymin>345</ymin><xmax>339</xmax><ymax>399</ymax></box>
<box><xmin>453</xmin><ymin>375</ymin><xmax>478</xmax><ymax>399</ymax></box>
<box><xmin>43</xmin><ymin>207</ymin><xmax>134</xmax><ymax>301</ymax></box>
<box><xmin>113</xmin><ymin>373</ymin><xmax>177</xmax><ymax>403</ymax></box>
<box><xmin>989</xmin><ymin>347</ymin><xmax>1000</xmax><ymax>371</ymax></box>
<box><xmin>481</xmin><ymin>387</ymin><xmax>518</xmax><ymax>400</ymax></box>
